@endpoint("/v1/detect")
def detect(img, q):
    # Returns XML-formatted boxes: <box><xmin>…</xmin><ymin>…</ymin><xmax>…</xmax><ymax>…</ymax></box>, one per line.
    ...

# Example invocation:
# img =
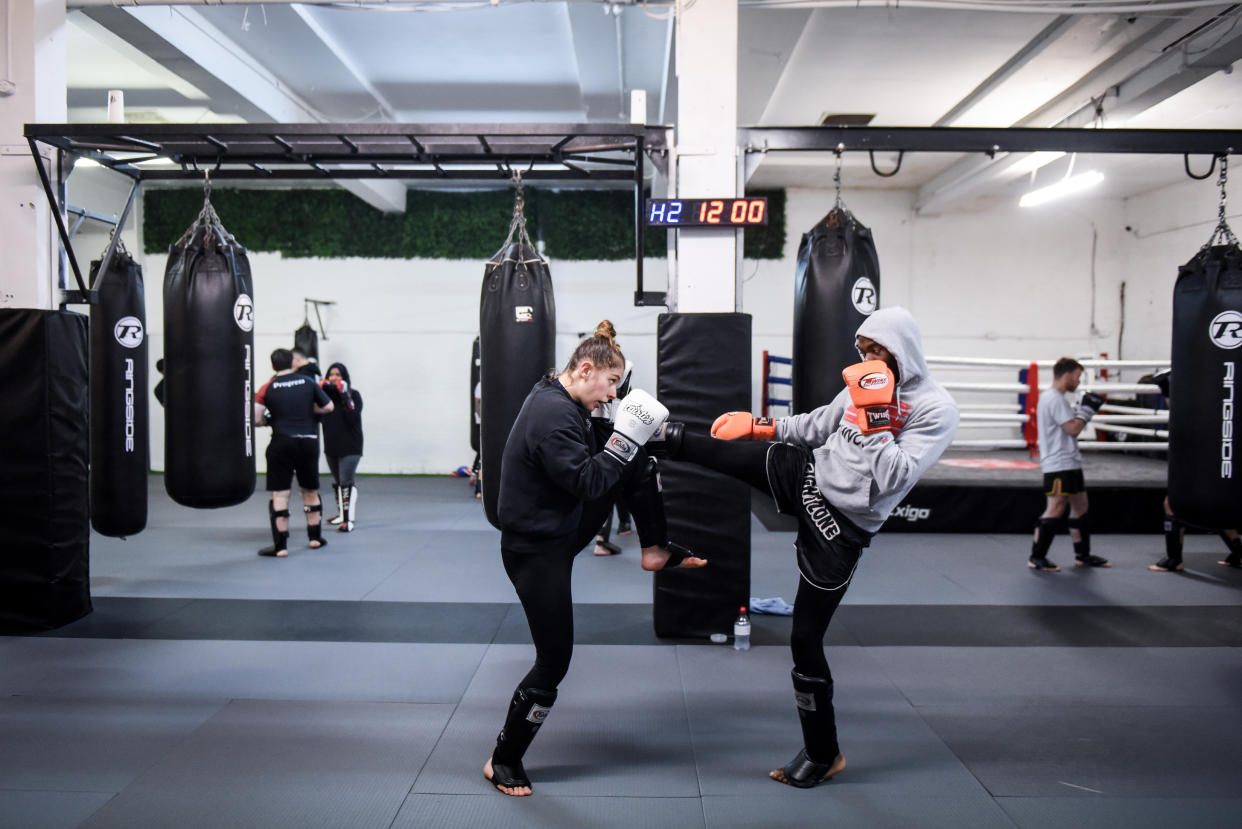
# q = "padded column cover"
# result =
<box><xmin>0</xmin><ymin>309</ymin><xmax>92</xmax><ymax>631</ymax></box>
<box><xmin>792</xmin><ymin>207</ymin><xmax>880</xmax><ymax>413</ymax></box>
<box><xmin>1168</xmin><ymin>243</ymin><xmax>1242</xmax><ymax>527</ymax></box>
<box><xmin>654</xmin><ymin>313</ymin><xmax>751</xmax><ymax>638</ymax></box>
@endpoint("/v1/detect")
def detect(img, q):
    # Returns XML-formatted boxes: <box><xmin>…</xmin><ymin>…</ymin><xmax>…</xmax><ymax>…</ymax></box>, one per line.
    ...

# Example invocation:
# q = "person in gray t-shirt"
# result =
<box><xmin>1030</xmin><ymin>357</ymin><xmax>1107</xmax><ymax>571</ymax></box>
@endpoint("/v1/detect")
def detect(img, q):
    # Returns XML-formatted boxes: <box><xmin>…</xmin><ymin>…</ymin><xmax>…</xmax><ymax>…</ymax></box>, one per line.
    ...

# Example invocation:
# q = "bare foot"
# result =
<box><xmin>483</xmin><ymin>757</ymin><xmax>531</xmax><ymax>797</ymax></box>
<box><xmin>641</xmin><ymin>546</ymin><xmax>707</xmax><ymax>571</ymax></box>
<box><xmin>309</xmin><ymin>538</ymin><xmax>326</xmax><ymax>549</ymax></box>
<box><xmin>769</xmin><ymin>753</ymin><xmax>846</xmax><ymax>786</ymax></box>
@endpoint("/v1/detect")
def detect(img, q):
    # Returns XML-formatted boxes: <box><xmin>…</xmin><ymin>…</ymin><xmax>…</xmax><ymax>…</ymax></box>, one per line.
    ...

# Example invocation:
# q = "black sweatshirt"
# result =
<box><xmin>321</xmin><ymin>385</ymin><xmax>363</xmax><ymax>457</ymax></box>
<box><xmin>498</xmin><ymin>377</ymin><xmax>627</xmax><ymax>552</ymax></box>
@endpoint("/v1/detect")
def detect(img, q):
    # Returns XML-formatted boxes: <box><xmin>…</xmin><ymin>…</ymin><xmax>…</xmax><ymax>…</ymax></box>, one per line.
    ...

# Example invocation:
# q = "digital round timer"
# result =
<box><xmin>646</xmin><ymin>198</ymin><xmax>768</xmax><ymax>227</ymax></box>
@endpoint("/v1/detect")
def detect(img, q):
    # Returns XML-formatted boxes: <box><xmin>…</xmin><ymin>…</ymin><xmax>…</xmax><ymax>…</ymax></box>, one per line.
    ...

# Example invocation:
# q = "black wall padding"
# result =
<box><xmin>163</xmin><ymin>224</ymin><xmax>257</xmax><ymax>508</ymax></box>
<box><xmin>294</xmin><ymin>323</ymin><xmax>318</xmax><ymax>361</ymax></box>
<box><xmin>479</xmin><ymin>242</ymin><xmax>555</xmax><ymax>529</ymax></box>
<box><xmin>654</xmin><ymin>313</ymin><xmax>752</xmax><ymax>639</ymax></box>
<box><xmin>793</xmin><ymin>207</ymin><xmax>880</xmax><ymax>413</ymax></box>
<box><xmin>470</xmin><ymin>336</ymin><xmax>481</xmax><ymax>454</ymax></box>
<box><xmin>1168</xmin><ymin>243</ymin><xmax>1242</xmax><ymax>527</ymax></box>
<box><xmin>90</xmin><ymin>252</ymin><xmax>148</xmax><ymax>537</ymax></box>
<box><xmin>0</xmin><ymin>309</ymin><xmax>92</xmax><ymax>631</ymax></box>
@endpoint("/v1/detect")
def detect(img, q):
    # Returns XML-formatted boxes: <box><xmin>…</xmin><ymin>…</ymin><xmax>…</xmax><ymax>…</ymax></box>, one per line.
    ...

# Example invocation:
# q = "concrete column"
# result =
<box><xmin>0</xmin><ymin>0</ymin><xmax>66</xmax><ymax>310</ymax></box>
<box><xmin>673</xmin><ymin>0</ymin><xmax>738</xmax><ymax>313</ymax></box>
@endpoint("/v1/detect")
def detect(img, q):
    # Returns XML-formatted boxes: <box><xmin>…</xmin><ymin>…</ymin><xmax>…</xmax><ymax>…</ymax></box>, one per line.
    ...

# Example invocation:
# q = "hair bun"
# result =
<box><xmin>594</xmin><ymin>319</ymin><xmax>617</xmax><ymax>342</ymax></box>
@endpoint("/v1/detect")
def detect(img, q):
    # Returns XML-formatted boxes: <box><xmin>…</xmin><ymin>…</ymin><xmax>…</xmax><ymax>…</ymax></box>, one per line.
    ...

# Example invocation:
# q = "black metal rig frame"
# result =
<box><xmin>24</xmin><ymin>122</ymin><xmax>671</xmax><ymax>307</ymax></box>
<box><xmin>24</xmin><ymin>123</ymin><xmax>1242</xmax><ymax>310</ymax></box>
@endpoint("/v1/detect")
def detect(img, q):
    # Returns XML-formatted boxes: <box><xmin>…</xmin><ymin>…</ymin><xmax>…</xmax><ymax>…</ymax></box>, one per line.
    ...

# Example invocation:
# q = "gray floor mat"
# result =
<box><xmin>675</xmin><ymin>645</ymin><xmax>995</xmax><ymax>798</ymax></box>
<box><xmin>414</xmin><ymin>645</ymin><xmax>700</xmax><ymax>797</ymax></box>
<box><xmin>391</xmin><ymin>794</ymin><xmax>707</xmax><ymax>829</ymax></box>
<box><xmin>869</xmin><ymin>646</ymin><xmax>1242</xmax><ymax>708</ymax></box>
<box><xmin>917</xmin><ymin>703</ymin><xmax>1242</xmax><ymax>797</ymax></box>
<box><xmin>701</xmin><ymin>793</ymin><xmax>1017</xmax><ymax>829</ymax></box>
<box><xmin>78</xmin><ymin>699</ymin><xmax>452</xmax><ymax>829</ymax></box>
<box><xmin>0</xmin><ymin>638</ymin><xmax>485</xmax><ymax>703</ymax></box>
<box><xmin>0</xmin><ymin>792</ymin><xmax>115</xmax><ymax>829</ymax></box>
<box><xmin>996</xmin><ymin>797</ymin><xmax>1242</xmax><ymax>829</ymax></box>
<box><xmin>0</xmin><ymin>697</ymin><xmax>224</xmax><ymax>794</ymax></box>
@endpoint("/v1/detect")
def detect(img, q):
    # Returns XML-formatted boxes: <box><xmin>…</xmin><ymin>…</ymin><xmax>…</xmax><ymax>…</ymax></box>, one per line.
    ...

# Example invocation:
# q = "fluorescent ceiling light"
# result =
<box><xmin>1019</xmin><ymin>170</ymin><xmax>1104</xmax><ymax>208</ymax></box>
<box><xmin>74</xmin><ymin>158</ymin><xmax>101</xmax><ymax>168</ymax></box>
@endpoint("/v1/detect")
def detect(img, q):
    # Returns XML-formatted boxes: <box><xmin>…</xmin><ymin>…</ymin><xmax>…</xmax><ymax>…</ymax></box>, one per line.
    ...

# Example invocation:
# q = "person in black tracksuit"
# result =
<box><xmin>483</xmin><ymin>325</ymin><xmax>707</xmax><ymax>798</ymax></box>
<box><xmin>319</xmin><ymin>362</ymin><xmax>363</xmax><ymax>532</ymax></box>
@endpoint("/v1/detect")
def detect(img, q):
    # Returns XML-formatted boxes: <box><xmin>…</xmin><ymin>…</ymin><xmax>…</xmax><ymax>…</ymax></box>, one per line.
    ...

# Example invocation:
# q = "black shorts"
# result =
<box><xmin>764</xmin><ymin>443</ymin><xmax>872</xmax><ymax>591</ymax></box>
<box><xmin>1043</xmin><ymin>469</ymin><xmax>1085</xmax><ymax>496</ymax></box>
<box><xmin>266</xmin><ymin>434</ymin><xmax>321</xmax><ymax>492</ymax></box>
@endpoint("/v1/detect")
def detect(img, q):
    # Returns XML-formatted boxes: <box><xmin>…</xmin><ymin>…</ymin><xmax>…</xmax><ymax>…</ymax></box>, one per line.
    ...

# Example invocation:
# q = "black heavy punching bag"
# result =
<box><xmin>163</xmin><ymin>199</ymin><xmax>257</xmax><ymax>508</ymax></box>
<box><xmin>470</xmin><ymin>336</ymin><xmax>481</xmax><ymax>455</ymax></box>
<box><xmin>294</xmin><ymin>322</ymin><xmax>318</xmax><ymax>361</ymax></box>
<box><xmin>1168</xmin><ymin>231</ymin><xmax>1242</xmax><ymax>527</ymax></box>
<box><xmin>90</xmin><ymin>245</ymin><xmax>148</xmax><ymax>536</ymax></box>
<box><xmin>479</xmin><ymin>192</ymin><xmax>555</xmax><ymax>529</ymax></box>
<box><xmin>792</xmin><ymin>204</ymin><xmax>880</xmax><ymax>413</ymax></box>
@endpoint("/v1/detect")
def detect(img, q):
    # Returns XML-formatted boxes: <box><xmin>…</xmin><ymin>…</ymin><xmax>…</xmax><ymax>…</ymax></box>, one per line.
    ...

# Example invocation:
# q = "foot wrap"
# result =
<box><xmin>778</xmin><ymin>747</ymin><xmax>840</xmax><ymax>789</ymax></box>
<box><xmin>486</xmin><ymin>760</ymin><xmax>531</xmax><ymax>791</ymax></box>
<box><xmin>659</xmin><ymin>541</ymin><xmax>694</xmax><ymax>569</ymax></box>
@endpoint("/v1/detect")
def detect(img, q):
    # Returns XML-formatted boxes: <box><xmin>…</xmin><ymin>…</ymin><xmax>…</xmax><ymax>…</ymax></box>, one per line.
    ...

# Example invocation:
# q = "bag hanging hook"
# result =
<box><xmin>1203</xmin><ymin>152</ymin><xmax>1238</xmax><ymax>250</ymax></box>
<box><xmin>833</xmin><ymin>144</ymin><xmax>844</xmax><ymax>210</ymax></box>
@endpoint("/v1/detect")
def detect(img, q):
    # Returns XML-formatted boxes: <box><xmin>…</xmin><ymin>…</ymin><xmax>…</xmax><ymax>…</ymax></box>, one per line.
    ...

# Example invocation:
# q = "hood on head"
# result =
<box><xmin>854</xmin><ymin>306</ymin><xmax>928</xmax><ymax>387</ymax></box>
<box><xmin>326</xmin><ymin>362</ymin><xmax>352</xmax><ymax>386</ymax></box>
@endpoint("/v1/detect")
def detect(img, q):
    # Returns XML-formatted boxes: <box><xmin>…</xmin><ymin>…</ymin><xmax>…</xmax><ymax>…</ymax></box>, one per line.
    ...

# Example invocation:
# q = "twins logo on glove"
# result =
<box><xmin>604</xmin><ymin>389</ymin><xmax>669</xmax><ymax>463</ymax></box>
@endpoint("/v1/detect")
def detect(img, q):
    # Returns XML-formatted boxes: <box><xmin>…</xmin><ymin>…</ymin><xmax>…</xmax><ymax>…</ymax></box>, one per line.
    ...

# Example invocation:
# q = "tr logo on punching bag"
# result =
<box><xmin>113</xmin><ymin>316</ymin><xmax>144</xmax><ymax>348</ymax></box>
<box><xmin>1210</xmin><ymin>310</ymin><xmax>1242</xmax><ymax>349</ymax></box>
<box><xmin>851</xmin><ymin>277</ymin><xmax>878</xmax><ymax>315</ymax></box>
<box><xmin>233</xmin><ymin>294</ymin><xmax>254</xmax><ymax>332</ymax></box>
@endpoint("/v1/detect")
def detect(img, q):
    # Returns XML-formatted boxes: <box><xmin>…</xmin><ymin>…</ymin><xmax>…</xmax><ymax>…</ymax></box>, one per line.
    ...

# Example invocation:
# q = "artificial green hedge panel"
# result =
<box><xmin>143</xmin><ymin>187</ymin><xmax>785</xmax><ymax>261</ymax></box>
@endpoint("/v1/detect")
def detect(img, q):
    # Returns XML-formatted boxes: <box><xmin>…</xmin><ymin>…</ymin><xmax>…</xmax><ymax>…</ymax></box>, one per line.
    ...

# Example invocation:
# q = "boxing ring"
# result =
<box><xmin>757</xmin><ymin>355</ymin><xmax>1172</xmax><ymax>534</ymax></box>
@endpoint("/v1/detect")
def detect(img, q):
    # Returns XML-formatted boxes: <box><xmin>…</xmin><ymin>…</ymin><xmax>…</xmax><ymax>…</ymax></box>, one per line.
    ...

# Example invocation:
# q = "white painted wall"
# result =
<box><xmin>67</xmin><ymin>170</ymin><xmax>1216</xmax><ymax>472</ymax></box>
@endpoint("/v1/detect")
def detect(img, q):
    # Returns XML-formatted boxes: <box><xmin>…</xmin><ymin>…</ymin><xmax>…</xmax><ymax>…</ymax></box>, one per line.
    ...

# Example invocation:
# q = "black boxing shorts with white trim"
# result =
<box><xmin>1043</xmin><ymin>468</ymin><xmax>1085</xmax><ymax>497</ymax></box>
<box><xmin>762</xmin><ymin>442</ymin><xmax>872</xmax><ymax>591</ymax></box>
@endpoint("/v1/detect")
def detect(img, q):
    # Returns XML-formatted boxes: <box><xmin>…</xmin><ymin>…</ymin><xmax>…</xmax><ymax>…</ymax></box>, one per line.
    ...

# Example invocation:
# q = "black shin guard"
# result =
<box><xmin>781</xmin><ymin>671</ymin><xmax>840</xmax><ymax>787</ymax></box>
<box><xmin>259</xmin><ymin>502</ymin><xmax>290</xmax><ymax>556</ymax></box>
<box><xmin>1068</xmin><ymin>514</ymin><xmax>1090</xmax><ymax>558</ymax></box>
<box><xmin>305</xmin><ymin>501</ymin><xmax>326</xmax><ymax>547</ymax></box>
<box><xmin>625</xmin><ymin>456</ymin><xmax>669</xmax><ymax>548</ymax></box>
<box><xmin>1031</xmin><ymin>517</ymin><xmax>1059</xmax><ymax>558</ymax></box>
<box><xmin>490</xmin><ymin>686</ymin><xmax>557</xmax><ymax>787</ymax></box>
<box><xmin>1221</xmin><ymin>534</ymin><xmax>1242</xmax><ymax>566</ymax></box>
<box><xmin>1164</xmin><ymin>516</ymin><xmax>1184</xmax><ymax>560</ymax></box>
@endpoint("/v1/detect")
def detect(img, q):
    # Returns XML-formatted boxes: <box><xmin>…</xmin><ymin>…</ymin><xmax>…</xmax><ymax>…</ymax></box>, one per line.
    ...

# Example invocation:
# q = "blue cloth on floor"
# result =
<box><xmin>749</xmin><ymin>596</ymin><xmax>793</xmax><ymax>616</ymax></box>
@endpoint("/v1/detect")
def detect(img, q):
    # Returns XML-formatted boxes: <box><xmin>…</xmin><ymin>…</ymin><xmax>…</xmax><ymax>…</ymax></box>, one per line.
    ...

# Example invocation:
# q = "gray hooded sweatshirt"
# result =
<box><xmin>774</xmin><ymin>306</ymin><xmax>959</xmax><ymax>534</ymax></box>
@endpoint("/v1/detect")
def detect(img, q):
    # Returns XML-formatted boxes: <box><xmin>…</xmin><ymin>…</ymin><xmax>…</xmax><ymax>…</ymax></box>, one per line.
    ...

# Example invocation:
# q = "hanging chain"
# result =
<box><xmin>833</xmin><ymin>147</ymin><xmax>843</xmax><ymax>210</ymax></box>
<box><xmin>504</xmin><ymin>169</ymin><xmax>540</xmax><ymax>258</ymax></box>
<box><xmin>1205</xmin><ymin>152</ymin><xmax>1238</xmax><ymax>249</ymax></box>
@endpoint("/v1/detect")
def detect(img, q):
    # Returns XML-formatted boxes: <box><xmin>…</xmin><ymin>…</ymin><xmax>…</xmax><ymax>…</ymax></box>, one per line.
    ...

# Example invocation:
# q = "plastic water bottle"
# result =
<box><xmin>733</xmin><ymin>606</ymin><xmax>751</xmax><ymax>651</ymax></box>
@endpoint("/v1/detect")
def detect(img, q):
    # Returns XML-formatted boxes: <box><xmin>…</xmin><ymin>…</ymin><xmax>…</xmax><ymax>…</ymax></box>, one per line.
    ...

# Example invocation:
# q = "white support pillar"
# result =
<box><xmin>0</xmin><ymin>0</ymin><xmax>66</xmax><ymax>310</ymax></box>
<box><xmin>673</xmin><ymin>0</ymin><xmax>738</xmax><ymax>313</ymax></box>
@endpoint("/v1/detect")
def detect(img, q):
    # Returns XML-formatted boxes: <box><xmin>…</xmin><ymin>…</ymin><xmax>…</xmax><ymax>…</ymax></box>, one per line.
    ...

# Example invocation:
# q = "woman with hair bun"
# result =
<box><xmin>483</xmin><ymin>320</ymin><xmax>706</xmax><ymax>797</ymax></box>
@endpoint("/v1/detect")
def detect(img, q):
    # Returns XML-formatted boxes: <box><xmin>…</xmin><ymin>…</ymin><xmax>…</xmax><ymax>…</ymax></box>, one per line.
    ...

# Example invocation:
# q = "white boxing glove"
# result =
<box><xmin>603</xmin><ymin>389</ymin><xmax>669</xmax><ymax>463</ymax></box>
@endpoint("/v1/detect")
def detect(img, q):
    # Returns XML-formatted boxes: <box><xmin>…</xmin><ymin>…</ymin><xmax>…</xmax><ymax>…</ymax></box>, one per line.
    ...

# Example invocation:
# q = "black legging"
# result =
<box><xmin>678</xmin><ymin>430</ymin><xmax>849</xmax><ymax>679</ymax></box>
<box><xmin>503</xmin><ymin>458</ymin><xmax>661</xmax><ymax>692</ymax></box>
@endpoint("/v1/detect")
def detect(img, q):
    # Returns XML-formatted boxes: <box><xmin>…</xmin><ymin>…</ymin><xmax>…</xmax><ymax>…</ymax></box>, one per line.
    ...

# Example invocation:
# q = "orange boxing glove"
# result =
<box><xmin>842</xmin><ymin>360</ymin><xmax>895</xmax><ymax>434</ymax></box>
<box><xmin>710</xmin><ymin>411</ymin><xmax>776</xmax><ymax>441</ymax></box>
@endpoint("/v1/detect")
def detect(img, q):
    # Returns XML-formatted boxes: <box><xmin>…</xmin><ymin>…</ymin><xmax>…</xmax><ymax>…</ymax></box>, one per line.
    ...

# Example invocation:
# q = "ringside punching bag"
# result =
<box><xmin>479</xmin><ymin>198</ymin><xmax>555</xmax><ymax>529</ymax></box>
<box><xmin>1168</xmin><ymin>238</ymin><xmax>1242</xmax><ymax>528</ymax></box>
<box><xmin>90</xmin><ymin>246</ymin><xmax>148</xmax><ymax>536</ymax></box>
<box><xmin>470</xmin><ymin>336</ymin><xmax>481</xmax><ymax>455</ymax></box>
<box><xmin>163</xmin><ymin>203</ymin><xmax>256</xmax><ymax>508</ymax></box>
<box><xmin>792</xmin><ymin>205</ymin><xmax>880</xmax><ymax>413</ymax></box>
